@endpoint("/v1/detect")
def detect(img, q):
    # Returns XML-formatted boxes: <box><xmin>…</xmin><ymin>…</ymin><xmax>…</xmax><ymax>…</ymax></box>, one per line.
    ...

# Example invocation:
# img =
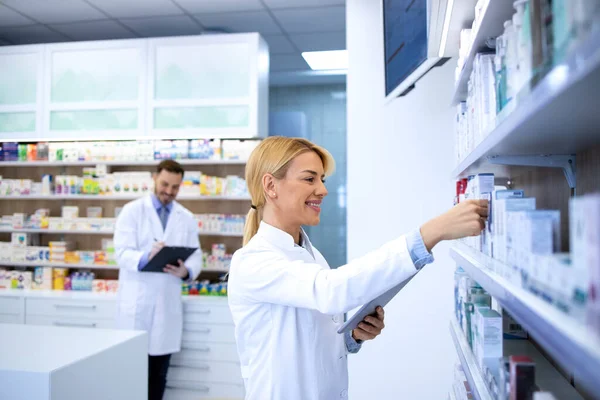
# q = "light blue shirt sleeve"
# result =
<box><xmin>345</xmin><ymin>330</ymin><xmax>362</xmax><ymax>354</ymax></box>
<box><xmin>137</xmin><ymin>252</ymin><xmax>150</xmax><ymax>271</ymax></box>
<box><xmin>406</xmin><ymin>229</ymin><xmax>435</xmax><ymax>270</ymax></box>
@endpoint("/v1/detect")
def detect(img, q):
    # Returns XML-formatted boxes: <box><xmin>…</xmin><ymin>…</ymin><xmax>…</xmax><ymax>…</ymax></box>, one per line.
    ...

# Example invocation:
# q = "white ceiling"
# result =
<box><xmin>0</xmin><ymin>0</ymin><xmax>346</xmax><ymax>75</ymax></box>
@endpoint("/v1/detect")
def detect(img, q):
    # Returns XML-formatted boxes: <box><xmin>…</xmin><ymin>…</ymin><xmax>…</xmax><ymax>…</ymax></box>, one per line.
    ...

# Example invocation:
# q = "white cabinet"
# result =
<box><xmin>0</xmin><ymin>45</ymin><xmax>44</xmax><ymax>140</ymax></box>
<box><xmin>174</xmin><ymin>297</ymin><xmax>244</xmax><ymax>399</ymax></box>
<box><xmin>0</xmin><ymin>324</ymin><xmax>147</xmax><ymax>400</ymax></box>
<box><xmin>0</xmin><ymin>295</ymin><xmax>25</xmax><ymax>323</ymax></box>
<box><xmin>164</xmin><ymin>383</ymin><xmax>245</xmax><ymax>400</ymax></box>
<box><xmin>147</xmin><ymin>33</ymin><xmax>268</xmax><ymax>139</ymax></box>
<box><xmin>44</xmin><ymin>40</ymin><xmax>147</xmax><ymax>140</ymax></box>
<box><xmin>25</xmin><ymin>295</ymin><xmax>116</xmax><ymax>328</ymax></box>
<box><xmin>0</xmin><ymin>33</ymin><xmax>268</xmax><ymax>141</ymax></box>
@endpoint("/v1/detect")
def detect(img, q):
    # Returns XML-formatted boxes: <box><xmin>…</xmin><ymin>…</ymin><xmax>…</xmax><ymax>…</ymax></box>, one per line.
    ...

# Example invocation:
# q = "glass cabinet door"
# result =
<box><xmin>45</xmin><ymin>40</ymin><xmax>146</xmax><ymax>140</ymax></box>
<box><xmin>0</xmin><ymin>46</ymin><xmax>43</xmax><ymax>140</ymax></box>
<box><xmin>148</xmin><ymin>35</ymin><xmax>260</xmax><ymax>138</ymax></box>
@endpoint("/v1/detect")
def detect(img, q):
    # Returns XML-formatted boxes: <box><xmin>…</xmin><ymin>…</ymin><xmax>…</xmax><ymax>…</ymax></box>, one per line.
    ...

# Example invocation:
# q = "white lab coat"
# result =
<box><xmin>114</xmin><ymin>195</ymin><xmax>202</xmax><ymax>356</ymax></box>
<box><xmin>228</xmin><ymin>222</ymin><xmax>418</xmax><ymax>400</ymax></box>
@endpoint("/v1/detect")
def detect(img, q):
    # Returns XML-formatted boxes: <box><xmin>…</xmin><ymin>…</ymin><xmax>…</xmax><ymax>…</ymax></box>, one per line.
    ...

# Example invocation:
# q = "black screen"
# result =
<box><xmin>383</xmin><ymin>0</ymin><xmax>429</xmax><ymax>95</ymax></box>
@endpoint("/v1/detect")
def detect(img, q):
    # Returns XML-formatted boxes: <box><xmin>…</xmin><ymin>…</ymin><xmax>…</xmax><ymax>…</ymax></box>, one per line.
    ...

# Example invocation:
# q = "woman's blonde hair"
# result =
<box><xmin>243</xmin><ymin>136</ymin><xmax>335</xmax><ymax>245</ymax></box>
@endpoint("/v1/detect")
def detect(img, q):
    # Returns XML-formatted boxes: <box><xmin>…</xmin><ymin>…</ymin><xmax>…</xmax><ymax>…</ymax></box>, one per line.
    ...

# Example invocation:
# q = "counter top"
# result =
<box><xmin>0</xmin><ymin>323</ymin><xmax>145</xmax><ymax>373</ymax></box>
<box><xmin>0</xmin><ymin>289</ymin><xmax>228</xmax><ymax>302</ymax></box>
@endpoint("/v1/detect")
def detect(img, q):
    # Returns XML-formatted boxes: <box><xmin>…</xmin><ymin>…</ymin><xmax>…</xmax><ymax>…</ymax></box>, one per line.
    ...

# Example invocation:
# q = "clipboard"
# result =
<box><xmin>141</xmin><ymin>246</ymin><xmax>198</xmax><ymax>273</ymax></box>
<box><xmin>337</xmin><ymin>272</ymin><xmax>418</xmax><ymax>334</ymax></box>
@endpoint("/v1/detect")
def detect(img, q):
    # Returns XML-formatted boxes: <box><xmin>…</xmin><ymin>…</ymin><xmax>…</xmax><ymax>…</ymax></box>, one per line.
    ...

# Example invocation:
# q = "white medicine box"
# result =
<box><xmin>11</xmin><ymin>233</ymin><xmax>38</xmax><ymax>247</ymax></box>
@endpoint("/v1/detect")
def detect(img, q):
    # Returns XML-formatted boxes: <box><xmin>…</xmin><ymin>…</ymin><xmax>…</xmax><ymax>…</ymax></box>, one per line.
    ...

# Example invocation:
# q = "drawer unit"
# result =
<box><xmin>167</xmin><ymin>363</ymin><xmax>242</xmax><ymax>385</ymax></box>
<box><xmin>26</xmin><ymin>314</ymin><xmax>115</xmax><ymax>329</ymax></box>
<box><xmin>0</xmin><ymin>295</ymin><xmax>25</xmax><ymax>315</ymax></box>
<box><xmin>0</xmin><ymin>313</ymin><xmax>24</xmax><ymax>324</ymax></box>
<box><xmin>26</xmin><ymin>298</ymin><xmax>116</xmax><ymax>319</ymax></box>
<box><xmin>176</xmin><ymin>342</ymin><xmax>240</xmax><ymax>363</ymax></box>
<box><xmin>183</xmin><ymin>304</ymin><xmax>234</xmax><ymax>325</ymax></box>
<box><xmin>182</xmin><ymin>323</ymin><xmax>236</xmax><ymax>344</ymax></box>
<box><xmin>0</xmin><ymin>295</ymin><xmax>25</xmax><ymax>323</ymax></box>
<box><xmin>164</xmin><ymin>382</ymin><xmax>245</xmax><ymax>400</ymax></box>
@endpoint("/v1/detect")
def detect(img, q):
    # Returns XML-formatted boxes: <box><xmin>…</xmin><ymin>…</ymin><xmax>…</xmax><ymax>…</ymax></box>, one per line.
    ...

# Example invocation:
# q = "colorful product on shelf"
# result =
<box><xmin>0</xmin><ymin>139</ymin><xmax>259</xmax><ymax>163</ymax></box>
<box><xmin>0</xmin><ymin>171</ymin><xmax>248</xmax><ymax>198</ymax></box>
<box><xmin>182</xmin><ymin>280</ymin><xmax>228</xmax><ymax>297</ymax></box>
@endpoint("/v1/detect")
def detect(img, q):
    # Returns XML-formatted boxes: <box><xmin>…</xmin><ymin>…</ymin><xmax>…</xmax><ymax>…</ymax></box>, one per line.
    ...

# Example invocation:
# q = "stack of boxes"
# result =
<box><xmin>570</xmin><ymin>194</ymin><xmax>600</xmax><ymax>337</ymax></box>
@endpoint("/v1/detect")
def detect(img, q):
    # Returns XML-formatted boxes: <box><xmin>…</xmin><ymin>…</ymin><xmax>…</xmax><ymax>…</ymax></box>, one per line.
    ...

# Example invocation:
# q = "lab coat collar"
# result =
<box><xmin>257</xmin><ymin>221</ymin><xmax>312</xmax><ymax>252</ymax></box>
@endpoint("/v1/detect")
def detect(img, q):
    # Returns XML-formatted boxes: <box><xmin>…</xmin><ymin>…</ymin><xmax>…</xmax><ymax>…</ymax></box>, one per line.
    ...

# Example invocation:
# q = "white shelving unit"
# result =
<box><xmin>450</xmin><ymin>316</ymin><xmax>584</xmax><ymax>400</ymax></box>
<box><xmin>449</xmin><ymin>318</ymin><xmax>493</xmax><ymax>400</ymax></box>
<box><xmin>451</xmin><ymin>1</ymin><xmax>515</xmax><ymax>105</ymax></box>
<box><xmin>450</xmin><ymin>242</ymin><xmax>600</xmax><ymax>395</ymax></box>
<box><xmin>0</xmin><ymin>260</ymin><xmax>229</xmax><ymax>273</ymax></box>
<box><xmin>449</xmin><ymin>4</ymin><xmax>600</xmax><ymax>399</ymax></box>
<box><xmin>453</xmin><ymin>25</ymin><xmax>600</xmax><ymax>178</ymax></box>
<box><xmin>0</xmin><ymin>227</ymin><xmax>243</xmax><ymax>237</ymax></box>
<box><xmin>0</xmin><ymin>260</ymin><xmax>119</xmax><ymax>270</ymax></box>
<box><xmin>448</xmin><ymin>388</ymin><xmax>458</xmax><ymax>400</ymax></box>
<box><xmin>0</xmin><ymin>159</ymin><xmax>247</xmax><ymax>167</ymax></box>
<box><xmin>0</xmin><ymin>194</ymin><xmax>251</xmax><ymax>201</ymax></box>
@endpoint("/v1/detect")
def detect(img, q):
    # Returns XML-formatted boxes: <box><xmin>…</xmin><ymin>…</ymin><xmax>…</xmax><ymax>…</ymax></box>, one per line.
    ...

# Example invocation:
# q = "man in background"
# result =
<box><xmin>114</xmin><ymin>160</ymin><xmax>202</xmax><ymax>400</ymax></box>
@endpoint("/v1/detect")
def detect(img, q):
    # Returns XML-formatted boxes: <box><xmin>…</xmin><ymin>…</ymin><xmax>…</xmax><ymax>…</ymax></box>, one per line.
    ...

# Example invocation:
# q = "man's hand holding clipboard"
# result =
<box><xmin>142</xmin><ymin>241</ymin><xmax>198</xmax><ymax>278</ymax></box>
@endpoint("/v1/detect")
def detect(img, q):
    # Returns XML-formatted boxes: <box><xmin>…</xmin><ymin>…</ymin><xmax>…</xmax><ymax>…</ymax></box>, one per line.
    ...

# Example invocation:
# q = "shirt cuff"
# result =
<box><xmin>406</xmin><ymin>229</ymin><xmax>434</xmax><ymax>270</ymax></box>
<box><xmin>137</xmin><ymin>252</ymin><xmax>150</xmax><ymax>271</ymax></box>
<box><xmin>345</xmin><ymin>330</ymin><xmax>362</xmax><ymax>354</ymax></box>
<box><xmin>183</xmin><ymin>267</ymin><xmax>194</xmax><ymax>283</ymax></box>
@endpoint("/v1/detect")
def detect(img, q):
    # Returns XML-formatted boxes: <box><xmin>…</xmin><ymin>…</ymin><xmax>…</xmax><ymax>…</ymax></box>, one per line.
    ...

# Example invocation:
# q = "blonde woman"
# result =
<box><xmin>228</xmin><ymin>136</ymin><xmax>488</xmax><ymax>400</ymax></box>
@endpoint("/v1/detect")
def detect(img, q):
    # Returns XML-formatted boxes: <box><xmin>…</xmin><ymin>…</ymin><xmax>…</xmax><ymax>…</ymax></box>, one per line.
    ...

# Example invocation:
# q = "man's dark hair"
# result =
<box><xmin>156</xmin><ymin>159</ymin><xmax>184</xmax><ymax>176</ymax></box>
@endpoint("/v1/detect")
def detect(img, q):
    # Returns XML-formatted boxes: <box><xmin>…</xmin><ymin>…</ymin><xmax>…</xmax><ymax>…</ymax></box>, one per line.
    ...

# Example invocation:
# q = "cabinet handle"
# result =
<box><xmin>181</xmin><ymin>342</ymin><xmax>211</xmax><ymax>352</ymax></box>
<box><xmin>166</xmin><ymin>382</ymin><xmax>210</xmax><ymax>392</ymax></box>
<box><xmin>175</xmin><ymin>361</ymin><xmax>211</xmax><ymax>371</ymax></box>
<box><xmin>54</xmin><ymin>304</ymin><xmax>97</xmax><ymax>310</ymax></box>
<box><xmin>186</xmin><ymin>327</ymin><xmax>211</xmax><ymax>334</ymax></box>
<box><xmin>194</xmin><ymin>309</ymin><xmax>211</xmax><ymax>315</ymax></box>
<box><xmin>53</xmin><ymin>321</ymin><xmax>97</xmax><ymax>328</ymax></box>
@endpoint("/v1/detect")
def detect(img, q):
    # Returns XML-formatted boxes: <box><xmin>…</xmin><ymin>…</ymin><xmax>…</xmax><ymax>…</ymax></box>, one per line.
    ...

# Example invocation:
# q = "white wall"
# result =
<box><xmin>346</xmin><ymin>1</ymin><xmax>458</xmax><ymax>399</ymax></box>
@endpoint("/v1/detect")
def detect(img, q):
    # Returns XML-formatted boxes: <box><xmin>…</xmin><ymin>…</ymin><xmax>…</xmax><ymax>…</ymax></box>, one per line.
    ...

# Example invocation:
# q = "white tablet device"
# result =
<box><xmin>337</xmin><ymin>273</ymin><xmax>418</xmax><ymax>334</ymax></box>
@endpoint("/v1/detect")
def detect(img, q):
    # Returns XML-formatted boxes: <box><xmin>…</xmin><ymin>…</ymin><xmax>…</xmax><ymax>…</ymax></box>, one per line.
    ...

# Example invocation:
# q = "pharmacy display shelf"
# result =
<box><xmin>450</xmin><ymin>242</ymin><xmax>600</xmax><ymax>396</ymax></box>
<box><xmin>452</xmin><ymin>27</ymin><xmax>600</xmax><ymax>178</ymax></box>
<box><xmin>451</xmin><ymin>0</ymin><xmax>515</xmax><ymax>105</ymax></box>
<box><xmin>0</xmin><ymin>228</ymin><xmax>243</xmax><ymax>238</ymax></box>
<box><xmin>0</xmin><ymin>261</ymin><xmax>119</xmax><ymax>270</ymax></box>
<box><xmin>504</xmin><ymin>340</ymin><xmax>583</xmax><ymax>399</ymax></box>
<box><xmin>0</xmin><ymin>159</ymin><xmax>247</xmax><ymax>167</ymax></box>
<box><xmin>200</xmin><ymin>267</ymin><xmax>229</xmax><ymax>273</ymax></box>
<box><xmin>0</xmin><ymin>289</ymin><xmax>228</xmax><ymax>301</ymax></box>
<box><xmin>449</xmin><ymin>318</ymin><xmax>493</xmax><ymax>400</ymax></box>
<box><xmin>0</xmin><ymin>288</ymin><xmax>117</xmax><ymax>300</ymax></box>
<box><xmin>0</xmin><ymin>228</ymin><xmax>113</xmax><ymax>235</ymax></box>
<box><xmin>0</xmin><ymin>261</ymin><xmax>229</xmax><ymax>273</ymax></box>
<box><xmin>448</xmin><ymin>388</ymin><xmax>457</xmax><ymax>400</ymax></box>
<box><xmin>0</xmin><ymin>194</ymin><xmax>251</xmax><ymax>201</ymax></box>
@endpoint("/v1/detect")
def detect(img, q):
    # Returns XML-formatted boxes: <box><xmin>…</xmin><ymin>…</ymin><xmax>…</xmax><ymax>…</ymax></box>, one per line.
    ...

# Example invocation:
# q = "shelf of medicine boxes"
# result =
<box><xmin>0</xmin><ymin>260</ymin><xmax>230</xmax><ymax>273</ymax></box>
<box><xmin>450</xmin><ymin>241</ymin><xmax>600</xmax><ymax>396</ymax></box>
<box><xmin>0</xmin><ymin>159</ymin><xmax>247</xmax><ymax>167</ymax></box>
<box><xmin>451</xmin><ymin>0</ymin><xmax>515</xmax><ymax>105</ymax></box>
<box><xmin>0</xmin><ymin>194</ymin><xmax>251</xmax><ymax>201</ymax></box>
<box><xmin>449</xmin><ymin>318</ymin><xmax>493</xmax><ymax>400</ymax></box>
<box><xmin>450</xmin><ymin>317</ymin><xmax>584</xmax><ymax>400</ymax></box>
<box><xmin>451</xmin><ymin>25</ymin><xmax>600</xmax><ymax>178</ymax></box>
<box><xmin>0</xmin><ymin>228</ymin><xmax>243</xmax><ymax>237</ymax></box>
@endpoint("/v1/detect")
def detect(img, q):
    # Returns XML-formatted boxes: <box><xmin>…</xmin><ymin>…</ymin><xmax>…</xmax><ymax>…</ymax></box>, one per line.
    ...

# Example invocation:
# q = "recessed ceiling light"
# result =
<box><xmin>302</xmin><ymin>50</ymin><xmax>348</xmax><ymax>70</ymax></box>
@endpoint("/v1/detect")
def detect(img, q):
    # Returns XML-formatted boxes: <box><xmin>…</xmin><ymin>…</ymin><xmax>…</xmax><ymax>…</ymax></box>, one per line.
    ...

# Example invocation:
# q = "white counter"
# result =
<box><xmin>0</xmin><ymin>324</ymin><xmax>148</xmax><ymax>400</ymax></box>
<box><xmin>0</xmin><ymin>289</ymin><xmax>228</xmax><ymax>302</ymax></box>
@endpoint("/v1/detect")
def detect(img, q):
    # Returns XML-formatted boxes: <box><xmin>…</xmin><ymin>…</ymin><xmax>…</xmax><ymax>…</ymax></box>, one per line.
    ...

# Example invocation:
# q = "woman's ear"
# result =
<box><xmin>262</xmin><ymin>173</ymin><xmax>277</xmax><ymax>200</ymax></box>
